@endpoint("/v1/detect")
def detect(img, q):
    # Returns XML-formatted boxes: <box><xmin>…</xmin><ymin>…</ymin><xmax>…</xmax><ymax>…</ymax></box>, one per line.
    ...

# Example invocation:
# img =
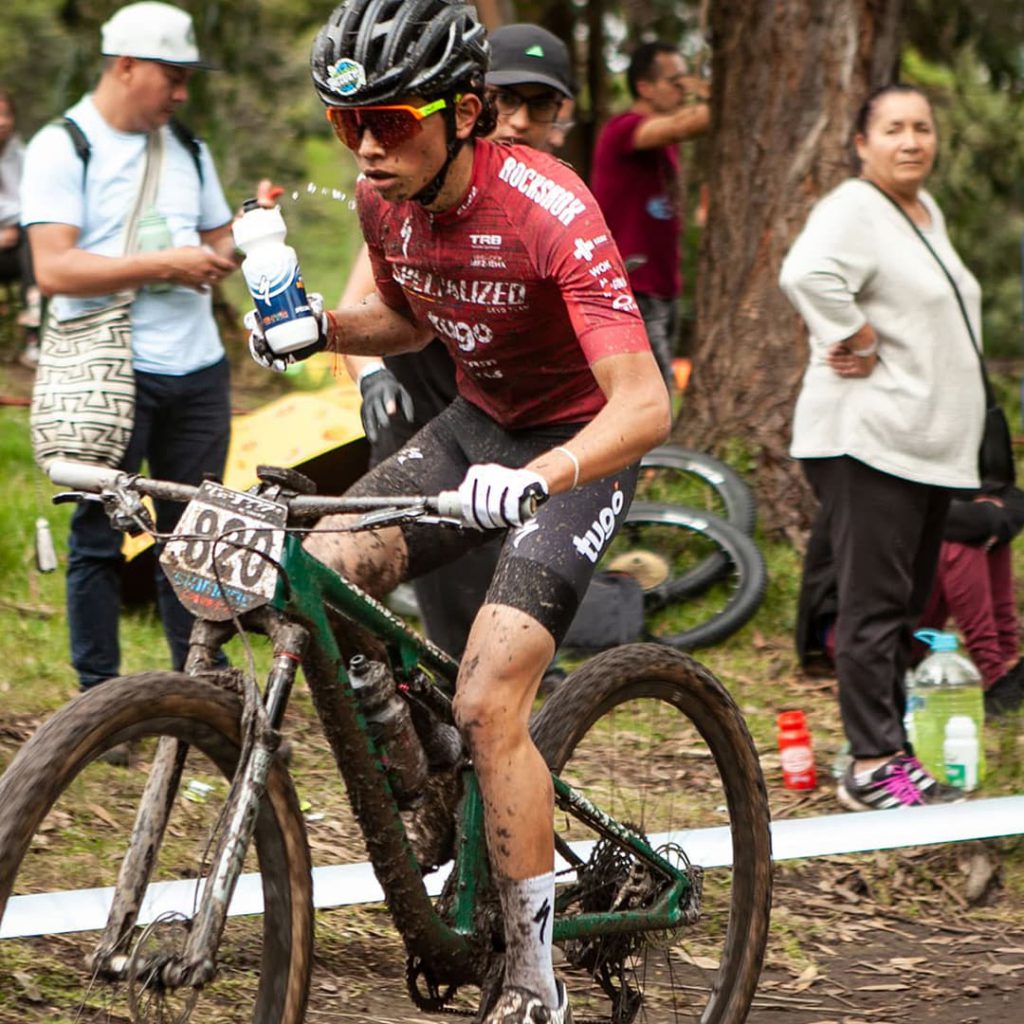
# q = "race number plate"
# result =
<box><xmin>160</xmin><ymin>481</ymin><xmax>287</xmax><ymax>621</ymax></box>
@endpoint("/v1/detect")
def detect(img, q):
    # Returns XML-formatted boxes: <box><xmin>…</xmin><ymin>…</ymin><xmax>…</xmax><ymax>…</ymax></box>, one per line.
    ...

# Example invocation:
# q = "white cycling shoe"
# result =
<box><xmin>483</xmin><ymin>979</ymin><xmax>572</xmax><ymax>1024</ymax></box>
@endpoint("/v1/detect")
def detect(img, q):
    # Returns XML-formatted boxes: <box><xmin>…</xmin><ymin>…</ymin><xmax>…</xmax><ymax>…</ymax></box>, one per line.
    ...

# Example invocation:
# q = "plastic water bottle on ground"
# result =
<box><xmin>233</xmin><ymin>199</ymin><xmax>320</xmax><ymax>355</ymax></box>
<box><xmin>943</xmin><ymin>715</ymin><xmax>980</xmax><ymax>791</ymax></box>
<box><xmin>910</xmin><ymin>630</ymin><xmax>985</xmax><ymax>784</ymax></box>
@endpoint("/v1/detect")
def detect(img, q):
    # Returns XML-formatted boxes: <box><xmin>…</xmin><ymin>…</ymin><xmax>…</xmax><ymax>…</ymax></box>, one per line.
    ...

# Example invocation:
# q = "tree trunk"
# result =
<box><xmin>683</xmin><ymin>0</ymin><xmax>902</xmax><ymax>538</ymax></box>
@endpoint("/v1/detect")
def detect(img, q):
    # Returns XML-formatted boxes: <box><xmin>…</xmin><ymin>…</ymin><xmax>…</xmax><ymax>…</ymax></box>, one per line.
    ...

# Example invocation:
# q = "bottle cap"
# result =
<box><xmin>914</xmin><ymin>629</ymin><xmax>958</xmax><ymax>652</ymax></box>
<box><xmin>232</xmin><ymin>203</ymin><xmax>286</xmax><ymax>251</ymax></box>
<box><xmin>777</xmin><ymin>710</ymin><xmax>807</xmax><ymax>730</ymax></box>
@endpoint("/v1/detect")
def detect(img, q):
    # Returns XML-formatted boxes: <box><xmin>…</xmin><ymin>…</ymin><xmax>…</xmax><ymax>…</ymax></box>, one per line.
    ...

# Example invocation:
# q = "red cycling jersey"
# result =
<box><xmin>357</xmin><ymin>140</ymin><xmax>650</xmax><ymax>430</ymax></box>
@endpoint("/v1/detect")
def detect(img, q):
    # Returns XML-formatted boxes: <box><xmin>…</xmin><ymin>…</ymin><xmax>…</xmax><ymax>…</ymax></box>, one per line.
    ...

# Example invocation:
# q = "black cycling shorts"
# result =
<box><xmin>346</xmin><ymin>398</ymin><xmax>639</xmax><ymax>643</ymax></box>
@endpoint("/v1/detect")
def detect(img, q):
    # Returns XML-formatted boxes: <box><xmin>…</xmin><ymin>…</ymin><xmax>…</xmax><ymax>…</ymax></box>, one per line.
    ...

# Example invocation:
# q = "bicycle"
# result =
<box><xmin>0</xmin><ymin>460</ymin><xmax>773</xmax><ymax>1023</ymax></box>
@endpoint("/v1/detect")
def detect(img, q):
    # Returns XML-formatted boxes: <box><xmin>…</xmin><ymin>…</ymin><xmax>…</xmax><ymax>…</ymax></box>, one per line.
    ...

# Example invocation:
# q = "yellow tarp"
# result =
<box><xmin>224</xmin><ymin>372</ymin><xmax>364</xmax><ymax>491</ymax></box>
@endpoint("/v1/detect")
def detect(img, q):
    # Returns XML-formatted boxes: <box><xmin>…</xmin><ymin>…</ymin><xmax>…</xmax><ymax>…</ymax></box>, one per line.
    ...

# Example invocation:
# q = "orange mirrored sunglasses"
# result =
<box><xmin>325</xmin><ymin>97</ymin><xmax>448</xmax><ymax>150</ymax></box>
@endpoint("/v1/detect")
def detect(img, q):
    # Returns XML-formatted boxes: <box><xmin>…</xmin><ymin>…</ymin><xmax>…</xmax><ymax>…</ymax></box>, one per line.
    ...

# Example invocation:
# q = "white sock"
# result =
<box><xmin>497</xmin><ymin>872</ymin><xmax>559</xmax><ymax>1008</ymax></box>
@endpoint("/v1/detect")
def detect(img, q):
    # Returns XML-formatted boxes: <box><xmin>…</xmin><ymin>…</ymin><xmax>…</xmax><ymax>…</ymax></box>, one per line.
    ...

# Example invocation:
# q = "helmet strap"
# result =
<box><xmin>412</xmin><ymin>99</ymin><xmax>464</xmax><ymax>207</ymax></box>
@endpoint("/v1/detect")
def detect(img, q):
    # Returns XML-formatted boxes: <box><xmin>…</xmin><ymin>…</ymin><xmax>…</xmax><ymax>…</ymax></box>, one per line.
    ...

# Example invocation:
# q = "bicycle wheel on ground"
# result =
<box><xmin>531</xmin><ymin>644</ymin><xmax>772</xmax><ymax>1024</ymax></box>
<box><xmin>638</xmin><ymin>446</ymin><xmax>756</xmax><ymax>536</ymax></box>
<box><xmin>605</xmin><ymin>502</ymin><xmax>767</xmax><ymax>650</ymax></box>
<box><xmin>636</xmin><ymin>448</ymin><xmax>757</xmax><ymax>595</ymax></box>
<box><xmin>0</xmin><ymin>672</ymin><xmax>313</xmax><ymax>1024</ymax></box>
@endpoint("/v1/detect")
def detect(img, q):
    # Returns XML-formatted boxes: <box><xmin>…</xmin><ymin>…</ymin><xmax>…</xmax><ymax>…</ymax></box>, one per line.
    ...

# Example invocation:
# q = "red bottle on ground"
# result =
<box><xmin>777</xmin><ymin>710</ymin><xmax>817</xmax><ymax>790</ymax></box>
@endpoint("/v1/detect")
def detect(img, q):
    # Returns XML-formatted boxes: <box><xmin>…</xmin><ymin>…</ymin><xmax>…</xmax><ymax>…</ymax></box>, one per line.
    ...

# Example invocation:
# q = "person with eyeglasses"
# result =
<box><xmin>591</xmin><ymin>42</ymin><xmax>710</xmax><ymax>392</ymax></box>
<box><xmin>333</xmin><ymin>21</ymin><xmax>578</xmax><ymax>667</ymax></box>
<box><xmin>485</xmin><ymin>24</ymin><xmax>575</xmax><ymax>152</ymax></box>
<box><xmin>246</xmin><ymin>3</ymin><xmax>669</xmax><ymax>1022</ymax></box>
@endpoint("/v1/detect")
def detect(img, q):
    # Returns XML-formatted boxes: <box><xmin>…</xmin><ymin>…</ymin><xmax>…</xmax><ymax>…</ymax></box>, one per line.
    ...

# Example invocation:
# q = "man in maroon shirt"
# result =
<box><xmin>247</xmin><ymin>2</ymin><xmax>669</xmax><ymax>1022</ymax></box>
<box><xmin>591</xmin><ymin>42</ymin><xmax>710</xmax><ymax>390</ymax></box>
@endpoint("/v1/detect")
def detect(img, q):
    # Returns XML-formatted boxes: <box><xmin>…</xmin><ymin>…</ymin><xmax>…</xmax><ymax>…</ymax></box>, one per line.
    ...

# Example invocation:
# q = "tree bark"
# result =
<box><xmin>683</xmin><ymin>0</ymin><xmax>902</xmax><ymax>538</ymax></box>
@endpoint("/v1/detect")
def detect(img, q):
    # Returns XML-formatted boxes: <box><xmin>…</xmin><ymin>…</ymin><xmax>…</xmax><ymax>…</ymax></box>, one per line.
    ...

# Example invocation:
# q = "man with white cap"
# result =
<box><xmin>21</xmin><ymin>2</ymin><xmax>237</xmax><ymax>730</ymax></box>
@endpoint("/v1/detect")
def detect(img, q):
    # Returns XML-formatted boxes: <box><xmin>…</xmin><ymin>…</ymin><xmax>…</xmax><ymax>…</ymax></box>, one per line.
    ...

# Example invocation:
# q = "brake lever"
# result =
<box><xmin>50</xmin><ymin>488</ymin><xmax>155</xmax><ymax>537</ymax></box>
<box><xmin>348</xmin><ymin>506</ymin><xmax>464</xmax><ymax>532</ymax></box>
<box><xmin>52</xmin><ymin>490</ymin><xmax>102</xmax><ymax>506</ymax></box>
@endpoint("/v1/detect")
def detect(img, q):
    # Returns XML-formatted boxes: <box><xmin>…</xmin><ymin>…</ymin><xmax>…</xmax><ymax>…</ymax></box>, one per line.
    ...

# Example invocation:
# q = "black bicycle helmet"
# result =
<box><xmin>311</xmin><ymin>0</ymin><xmax>490</xmax><ymax>108</ymax></box>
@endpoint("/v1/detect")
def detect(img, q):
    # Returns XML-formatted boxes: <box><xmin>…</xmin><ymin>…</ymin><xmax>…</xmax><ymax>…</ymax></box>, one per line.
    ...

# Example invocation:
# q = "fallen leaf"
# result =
<box><xmin>986</xmin><ymin>964</ymin><xmax>1024</xmax><ymax>976</ymax></box>
<box><xmin>674</xmin><ymin>949</ymin><xmax>719</xmax><ymax>970</ymax></box>
<box><xmin>856</xmin><ymin>983</ymin><xmax>910</xmax><ymax>991</ymax></box>
<box><xmin>86</xmin><ymin>802</ymin><xmax>119</xmax><ymax>828</ymax></box>
<box><xmin>12</xmin><ymin>971</ymin><xmax>43</xmax><ymax>1003</ymax></box>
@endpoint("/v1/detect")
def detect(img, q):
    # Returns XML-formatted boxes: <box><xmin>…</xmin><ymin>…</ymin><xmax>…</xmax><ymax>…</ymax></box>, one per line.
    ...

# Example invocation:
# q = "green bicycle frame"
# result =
<box><xmin>272</xmin><ymin>533</ymin><xmax>692</xmax><ymax>978</ymax></box>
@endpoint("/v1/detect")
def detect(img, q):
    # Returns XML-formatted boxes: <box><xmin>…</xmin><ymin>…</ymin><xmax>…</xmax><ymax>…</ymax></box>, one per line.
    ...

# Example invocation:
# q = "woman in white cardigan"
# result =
<box><xmin>780</xmin><ymin>84</ymin><xmax>984</xmax><ymax>812</ymax></box>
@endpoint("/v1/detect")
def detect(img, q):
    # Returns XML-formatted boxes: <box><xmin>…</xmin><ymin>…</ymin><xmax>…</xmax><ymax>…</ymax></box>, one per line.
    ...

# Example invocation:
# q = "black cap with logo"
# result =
<box><xmin>486</xmin><ymin>24</ymin><xmax>574</xmax><ymax>98</ymax></box>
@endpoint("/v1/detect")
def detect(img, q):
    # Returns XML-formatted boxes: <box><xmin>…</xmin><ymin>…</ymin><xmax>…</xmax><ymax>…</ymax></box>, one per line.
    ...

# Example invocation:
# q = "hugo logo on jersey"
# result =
<box><xmin>573</xmin><ymin>488</ymin><xmax>626</xmax><ymax>563</ymax></box>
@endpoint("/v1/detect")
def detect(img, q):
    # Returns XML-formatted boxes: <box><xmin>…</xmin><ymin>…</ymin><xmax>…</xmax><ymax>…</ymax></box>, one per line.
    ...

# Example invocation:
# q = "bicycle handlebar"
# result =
<box><xmin>47</xmin><ymin>460</ymin><xmax>125</xmax><ymax>493</ymax></box>
<box><xmin>45</xmin><ymin>459</ymin><xmax>540</xmax><ymax>525</ymax></box>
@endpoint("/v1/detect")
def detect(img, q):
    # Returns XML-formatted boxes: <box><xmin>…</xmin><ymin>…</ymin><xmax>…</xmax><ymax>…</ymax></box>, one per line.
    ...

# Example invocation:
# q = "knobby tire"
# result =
<box><xmin>0</xmin><ymin>672</ymin><xmax>313</xmax><ymax>1024</ymax></box>
<box><xmin>531</xmin><ymin>644</ymin><xmax>772</xmax><ymax>1024</ymax></box>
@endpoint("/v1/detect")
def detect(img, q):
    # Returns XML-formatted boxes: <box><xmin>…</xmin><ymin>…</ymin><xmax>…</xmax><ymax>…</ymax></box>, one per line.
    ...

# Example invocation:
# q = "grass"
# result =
<box><xmin>1</xmin><ymin>373</ymin><xmax>1023</xmax><ymax>1019</ymax></box>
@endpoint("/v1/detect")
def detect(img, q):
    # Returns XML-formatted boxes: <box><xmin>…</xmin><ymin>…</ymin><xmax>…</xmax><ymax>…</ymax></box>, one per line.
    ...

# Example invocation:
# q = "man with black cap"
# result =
<box><xmin>486</xmin><ymin>24</ymin><xmax>575</xmax><ymax>152</ymax></box>
<box><xmin>20</xmin><ymin>2</ymin><xmax>237</xmax><ymax>727</ymax></box>
<box><xmin>339</xmin><ymin>22</ymin><xmax>578</xmax><ymax>661</ymax></box>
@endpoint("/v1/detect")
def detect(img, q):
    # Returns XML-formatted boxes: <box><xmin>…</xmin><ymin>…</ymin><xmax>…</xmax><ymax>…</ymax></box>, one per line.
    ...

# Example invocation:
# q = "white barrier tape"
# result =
<box><xmin>3</xmin><ymin>795</ymin><xmax>1022</xmax><ymax>941</ymax></box>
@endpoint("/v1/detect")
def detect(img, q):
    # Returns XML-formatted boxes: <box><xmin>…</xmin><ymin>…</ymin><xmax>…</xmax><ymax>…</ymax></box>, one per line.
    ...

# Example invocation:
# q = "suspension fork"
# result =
<box><xmin>90</xmin><ymin>613</ymin><xmax>308</xmax><ymax>986</ymax></box>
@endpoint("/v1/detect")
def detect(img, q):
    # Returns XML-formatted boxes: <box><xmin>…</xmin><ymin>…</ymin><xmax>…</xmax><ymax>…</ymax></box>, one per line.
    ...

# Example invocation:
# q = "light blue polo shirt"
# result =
<box><xmin>20</xmin><ymin>95</ymin><xmax>233</xmax><ymax>375</ymax></box>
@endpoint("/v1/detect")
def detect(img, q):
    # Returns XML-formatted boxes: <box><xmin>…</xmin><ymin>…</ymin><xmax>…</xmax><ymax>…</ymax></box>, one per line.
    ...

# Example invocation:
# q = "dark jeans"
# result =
<box><xmin>802</xmin><ymin>456</ymin><xmax>951</xmax><ymax>759</ymax></box>
<box><xmin>0</xmin><ymin>227</ymin><xmax>35</xmax><ymax>299</ymax></box>
<box><xmin>67</xmin><ymin>358</ymin><xmax>231</xmax><ymax>689</ymax></box>
<box><xmin>635</xmin><ymin>292</ymin><xmax>678</xmax><ymax>391</ymax></box>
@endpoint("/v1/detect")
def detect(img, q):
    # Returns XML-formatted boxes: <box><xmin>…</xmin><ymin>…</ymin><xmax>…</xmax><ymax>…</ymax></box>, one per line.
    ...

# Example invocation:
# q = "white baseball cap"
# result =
<box><xmin>101</xmin><ymin>2</ymin><xmax>214</xmax><ymax>68</ymax></box>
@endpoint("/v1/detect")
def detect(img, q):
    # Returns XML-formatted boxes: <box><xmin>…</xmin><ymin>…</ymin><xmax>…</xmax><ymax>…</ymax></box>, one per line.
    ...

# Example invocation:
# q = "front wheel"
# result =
<box><xmin>0</xmin><ymin>672</ymin><xmax>314</xmax><ymax>1023</ymax></box>
<box><xmin>531</xmin><ymin>644</ymin><xmax>772</xmax><ymax>1024</ymax></box>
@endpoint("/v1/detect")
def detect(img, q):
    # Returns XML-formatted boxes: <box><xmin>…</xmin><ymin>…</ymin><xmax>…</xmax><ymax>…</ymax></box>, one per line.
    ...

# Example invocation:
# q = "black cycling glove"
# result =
<box><xmin>359</xmin><ymin>365</ymin><xmax>415</xmax><ymax>444</ymax></box>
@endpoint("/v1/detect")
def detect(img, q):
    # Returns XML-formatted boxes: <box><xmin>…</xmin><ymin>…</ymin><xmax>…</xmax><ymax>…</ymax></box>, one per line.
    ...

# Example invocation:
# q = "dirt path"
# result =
<box><xmin>288</xmin><ymin>853</ymin><xmax>1023</xmax><ymax>1024</ymax></box>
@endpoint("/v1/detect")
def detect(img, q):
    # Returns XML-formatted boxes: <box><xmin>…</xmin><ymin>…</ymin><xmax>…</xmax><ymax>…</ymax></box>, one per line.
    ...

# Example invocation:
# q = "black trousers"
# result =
<box><xmin>802</xmin><ymin>456</ymin><xmax>951</xmax><ymax>759</ymax></box>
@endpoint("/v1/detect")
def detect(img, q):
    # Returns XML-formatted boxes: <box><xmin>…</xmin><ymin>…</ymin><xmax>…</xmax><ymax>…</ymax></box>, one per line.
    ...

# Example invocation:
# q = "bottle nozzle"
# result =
<box><xmin>242</xmin><ymin>197</ymin><xmax>261</xmax><ymax>212</ymax></box>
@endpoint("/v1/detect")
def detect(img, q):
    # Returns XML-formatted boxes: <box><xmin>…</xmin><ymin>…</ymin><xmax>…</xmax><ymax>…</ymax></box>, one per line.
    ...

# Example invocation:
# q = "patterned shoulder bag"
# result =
<box><xmin>30</xmin><ymin>128</ymin><xmax>164</xmax><ymax>470</ymax></box>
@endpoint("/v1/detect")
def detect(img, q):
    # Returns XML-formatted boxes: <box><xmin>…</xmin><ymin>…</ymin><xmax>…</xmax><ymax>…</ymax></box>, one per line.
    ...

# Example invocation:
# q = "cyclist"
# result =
<box><xmin>248</xmin><ymin>2</ymin><xmax>670</xmax><ymax>1020</ymax></box>
<box><xmin>340</xmin><ymin>21</ymin><xmax>577</xmax><ymax>660</ymax></box>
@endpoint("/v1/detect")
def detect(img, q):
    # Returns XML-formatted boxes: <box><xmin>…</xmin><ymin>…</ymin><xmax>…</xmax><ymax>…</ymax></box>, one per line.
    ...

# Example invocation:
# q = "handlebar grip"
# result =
<box><xmin>46</xmin><ymin>460</ymin><xmax>125</xmax><ymax>492</ymax></box>
<box><xmin>435</xmin><ymin>490</ymin><xmax>462</xmax><ymax>519</ymax></box>
<box><xmin>434</xmin><ymin>483</ymin><xmax>549</xmax><ymax>524</ymax></box>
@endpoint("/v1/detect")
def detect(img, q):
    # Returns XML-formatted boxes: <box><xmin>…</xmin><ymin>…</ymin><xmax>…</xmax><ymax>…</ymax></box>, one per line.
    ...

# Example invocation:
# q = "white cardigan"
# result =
<box><xmin>780</xmin><ymin>178</ymin><xmax>984</xmax><ymax>489</ymax></box>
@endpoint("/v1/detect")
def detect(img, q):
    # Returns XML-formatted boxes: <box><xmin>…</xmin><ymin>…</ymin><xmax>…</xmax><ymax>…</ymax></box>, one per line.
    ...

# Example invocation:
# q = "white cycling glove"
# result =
<box><xmin>457</xmin><ymin>464</ymin><xmax>549</xmax><ymax>530</ymax></box>
<box><xmin>245</xmin><ymin>292</ymin><xmax>330</xmax><ymax>373</ymax></box>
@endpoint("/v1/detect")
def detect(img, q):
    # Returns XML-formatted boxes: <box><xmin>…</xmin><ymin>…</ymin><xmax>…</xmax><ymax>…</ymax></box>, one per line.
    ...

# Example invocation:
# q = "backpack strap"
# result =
<box><xmin>57</xmin><ymin>116</ymin><xmax>91</xmax><ymax>184</ymax></box>
<box><xmin>55</xmin><ymin>115</ymin><xmax>204</xmax><ymax>185</ymax></box>
<box><xmin>168</xmin><ymin>117</ymin><xmax>204</xmax><ymax>184</ymax></box>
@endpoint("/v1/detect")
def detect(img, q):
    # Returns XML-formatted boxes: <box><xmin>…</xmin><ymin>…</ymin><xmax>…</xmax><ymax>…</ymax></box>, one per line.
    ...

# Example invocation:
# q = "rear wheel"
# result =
<box><xmin>0</xmin><ymin>672</ymin><xmax>314</xmax><ymax>1023</ymax></box>
<box><xmin>531</xmin><ymin>645</ymin><xmax>772</xmax><ymax>1024</ymax></box>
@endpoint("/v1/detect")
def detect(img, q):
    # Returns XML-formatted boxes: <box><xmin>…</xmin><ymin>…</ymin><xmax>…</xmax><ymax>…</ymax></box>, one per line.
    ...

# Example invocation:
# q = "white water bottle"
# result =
<box><xmin>943</xmin><ymin>715</ymin><xmax>979</xmax><ymax>791</ymax></box>
<box><xmin>233</xmin><ymin>199</ymin><xmax>320</xmax><ymax>355</ymax></box>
